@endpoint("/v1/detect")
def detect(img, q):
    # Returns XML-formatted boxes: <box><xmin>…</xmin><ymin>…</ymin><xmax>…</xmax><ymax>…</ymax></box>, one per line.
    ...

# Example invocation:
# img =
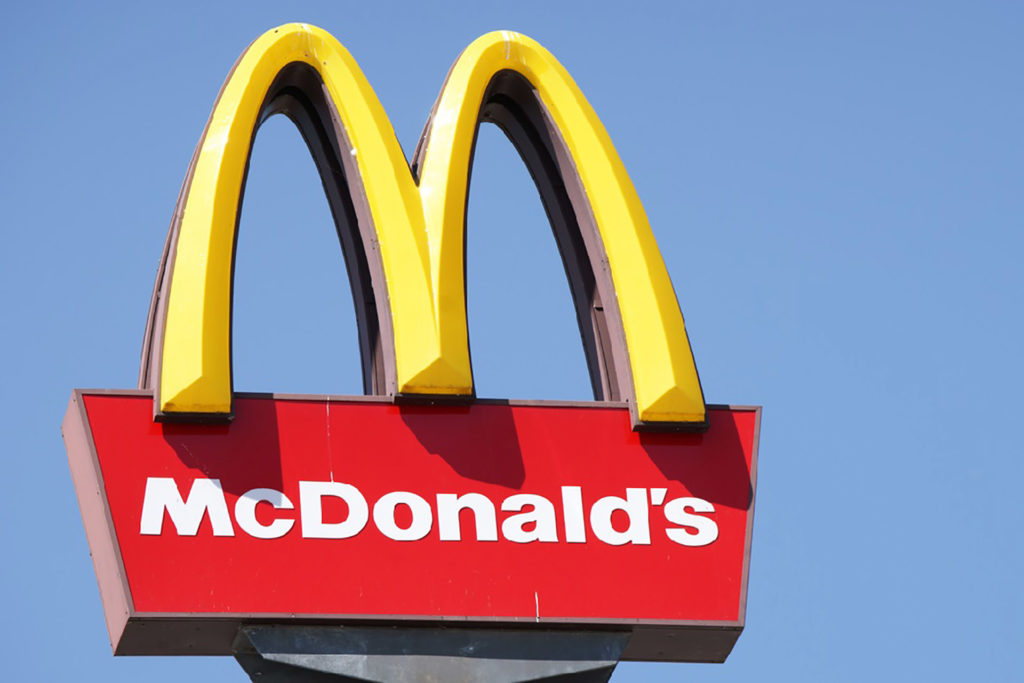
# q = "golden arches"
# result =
<box><xmin>140</xmin><ymin>24</ymin><xmax>705</xmax><ymax>427</ymax></box>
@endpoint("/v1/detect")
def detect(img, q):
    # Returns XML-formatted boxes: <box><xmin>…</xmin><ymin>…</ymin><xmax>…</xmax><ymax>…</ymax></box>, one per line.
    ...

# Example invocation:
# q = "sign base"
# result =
<box><xmin>233</xmin><ymin>626</ymin><xmax>627</xmax><ymax>682</ymax></box>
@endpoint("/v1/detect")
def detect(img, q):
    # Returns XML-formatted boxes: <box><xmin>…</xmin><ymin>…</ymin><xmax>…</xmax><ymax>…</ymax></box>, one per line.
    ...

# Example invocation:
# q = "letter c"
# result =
<box><xmin>235</xmin><ymin>488</ymin><xmax>295</xmax><ymax>539</ymax></box>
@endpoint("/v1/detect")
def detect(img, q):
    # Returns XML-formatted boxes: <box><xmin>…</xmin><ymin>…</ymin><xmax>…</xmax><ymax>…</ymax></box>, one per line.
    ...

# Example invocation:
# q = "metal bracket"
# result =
<box><xmin>233</xmin><ymin>625</ymin><xmax>630</xmax><ymax>682</ymax></box>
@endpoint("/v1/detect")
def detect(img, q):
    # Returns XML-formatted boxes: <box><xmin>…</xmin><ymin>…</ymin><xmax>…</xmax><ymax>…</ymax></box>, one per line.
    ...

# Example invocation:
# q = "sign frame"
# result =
<box><xmin>63</xmin><ymin>389</ymin><xmax>759</xmax><ymax>663</ymax></box>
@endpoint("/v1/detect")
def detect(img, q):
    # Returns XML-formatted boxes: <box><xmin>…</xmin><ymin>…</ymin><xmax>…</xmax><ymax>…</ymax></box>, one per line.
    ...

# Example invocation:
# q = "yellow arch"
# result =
<box><xmin>156</xmin><ymin>23</ymin><xmax>705</xmax><ymax>424</ymax></box>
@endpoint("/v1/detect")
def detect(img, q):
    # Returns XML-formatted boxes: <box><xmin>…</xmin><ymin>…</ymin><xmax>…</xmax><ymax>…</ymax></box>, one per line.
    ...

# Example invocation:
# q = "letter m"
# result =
<box><xmin>139</xmin><ymin>477</ymin><xmax>234</xmax><ymax>536</ymax></box>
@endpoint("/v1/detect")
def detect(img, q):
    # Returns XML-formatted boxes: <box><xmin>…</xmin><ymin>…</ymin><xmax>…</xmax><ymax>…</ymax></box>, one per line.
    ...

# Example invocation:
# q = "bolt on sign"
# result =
<box><xmin>63</xmin><ymin>24</ymin><xmax>760</xmax><ymax>664</ymax></box>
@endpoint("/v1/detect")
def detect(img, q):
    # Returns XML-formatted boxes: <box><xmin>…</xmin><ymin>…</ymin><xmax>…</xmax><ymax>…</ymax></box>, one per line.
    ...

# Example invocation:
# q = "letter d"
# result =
<box><xmin>299</xmin><ymin>481</ymin><xmax>369</xmax><ymax>539</ymax></box>
<box><xmin>589</xmin><ymin>488</ymin><xmax>651</xmax><ymax>545</ymax></box>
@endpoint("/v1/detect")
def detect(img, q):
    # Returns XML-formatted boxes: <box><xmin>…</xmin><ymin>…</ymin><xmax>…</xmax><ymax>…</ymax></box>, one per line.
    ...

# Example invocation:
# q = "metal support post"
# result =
<box><xmin>233</xmin><ymin>625</ymin><xmax>630</xmax><ymax>682</ymax></box>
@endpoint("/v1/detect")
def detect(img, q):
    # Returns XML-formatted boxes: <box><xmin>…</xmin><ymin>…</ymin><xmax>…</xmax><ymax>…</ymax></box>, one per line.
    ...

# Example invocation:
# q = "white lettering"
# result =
<box><xmin>139</xmin><ymin>478</ymin><xmax>721</xmax><ymax>548</ymax></box>
<box><xmin>664</xmin><ymin>497</ymin><xmax>718</xmax><ymax>546</ymax></box>
<box><xmin>589</xmin><ymin>488</ymin><xmax>651</xmax><ymax>545</ymax></box>
<box><xmin>501</xmin><ymin>494</ymin><xmax>559</xmax><ymax>543</ymax></box>
<box><xmin>561</xmin><ymin>486</ymin><xmax>587</xmax><ymax>543</ymax></box>
<box><xmin>235</xmin><ymin>488</ymin><xmax>295</xmax><ymax>539</ymax></box>
<box><xmin>437</xmin><ymin>493</ymin><xmax>498</xmax><ymax>541</ymax></box>
<box><xmin>140</xmin><ymin>477</ymin><xmax>234</xmax><ymax>536</ymax></box>
<box><xmin>299</xmin><ymin>481</ymin><xmax>368</xmax><ymax>539</ymax></box>
<box><xmin>373</xmin><ymin>491</ymin><xmax>432</xmax><ymax>541</ymax></box>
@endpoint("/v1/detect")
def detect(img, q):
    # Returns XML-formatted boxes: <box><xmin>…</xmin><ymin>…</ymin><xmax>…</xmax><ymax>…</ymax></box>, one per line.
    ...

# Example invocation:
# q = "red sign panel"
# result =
<box><xmin>63</xmin><ymin>391</ymin><xmax>758</xmax><ymax>662</ymax></box>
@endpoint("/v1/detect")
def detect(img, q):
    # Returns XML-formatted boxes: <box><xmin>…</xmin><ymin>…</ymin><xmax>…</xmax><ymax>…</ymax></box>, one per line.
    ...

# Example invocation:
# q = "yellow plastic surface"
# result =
<box><xmin>159</xmin><ymin>24</ymin><xmax>705</xmax><ymax>423</ymax></box>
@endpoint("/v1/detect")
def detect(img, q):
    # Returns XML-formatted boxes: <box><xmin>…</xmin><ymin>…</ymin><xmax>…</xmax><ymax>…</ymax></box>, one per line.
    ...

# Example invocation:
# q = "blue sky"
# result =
<box><xmin>1</xmin><ymin>1</ymin><xmax>1021</xmax><ymax>680</ymax></box>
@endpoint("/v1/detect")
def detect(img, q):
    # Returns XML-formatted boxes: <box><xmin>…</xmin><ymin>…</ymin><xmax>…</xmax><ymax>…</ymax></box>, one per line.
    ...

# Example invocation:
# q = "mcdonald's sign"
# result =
<box><xmin>63</xmin><ymin>24</ymin><xmax>760</xmax><ymax>664</ymax></box>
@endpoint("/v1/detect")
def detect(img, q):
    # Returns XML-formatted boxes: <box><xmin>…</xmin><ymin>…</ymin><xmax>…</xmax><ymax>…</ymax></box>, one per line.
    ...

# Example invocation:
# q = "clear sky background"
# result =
<box><xmin>1</xmin><ymin>1</ymin><xmax>1021</xmax><ymax>681</ymax></box>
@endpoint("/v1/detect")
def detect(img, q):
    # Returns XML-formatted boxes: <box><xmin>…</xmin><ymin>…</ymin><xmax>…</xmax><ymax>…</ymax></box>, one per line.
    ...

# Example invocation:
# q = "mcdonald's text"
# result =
<box><xmin>140</xmin><ymin>478</ymin><xmax>720</xmax><ymax>547</ymax></box>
